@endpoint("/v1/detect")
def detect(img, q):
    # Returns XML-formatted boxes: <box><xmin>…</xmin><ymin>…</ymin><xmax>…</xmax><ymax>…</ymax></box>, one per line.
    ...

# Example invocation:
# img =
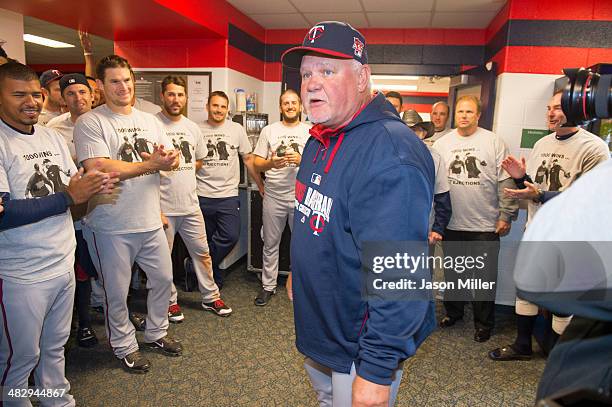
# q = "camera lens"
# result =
<box><xmin>562</xmin><ymin>67</ymin><xmax>612</xmax><ymax>124</ymax></box>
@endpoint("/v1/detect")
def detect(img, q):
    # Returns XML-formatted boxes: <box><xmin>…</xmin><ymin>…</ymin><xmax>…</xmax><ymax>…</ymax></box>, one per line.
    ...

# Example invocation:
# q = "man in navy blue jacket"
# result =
<box><xmin>283</xmin><ymin>21</ymin><xmax>436</xmax><ymax>406</ymax></box>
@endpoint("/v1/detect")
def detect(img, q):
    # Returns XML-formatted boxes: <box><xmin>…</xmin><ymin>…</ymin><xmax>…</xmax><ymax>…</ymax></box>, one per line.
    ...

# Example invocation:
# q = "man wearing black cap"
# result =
<box><xmin>39</xmin><ymin>69</ymin><xmax>66</xmax><ymax>126</ymax></box>
<box><xmin>284</xmin><ymin>21</ymin><xmax>436</xmax><ymax>406</ymax></box>
<box><xmin>47</xmin><ymin>74</ymin><xmax>93</xmax><ymax>160</ymax></box>
<box><xmin>47</xmin><ymin>73</ymin><xmax>100</xmax><ymax>347</ymax></box>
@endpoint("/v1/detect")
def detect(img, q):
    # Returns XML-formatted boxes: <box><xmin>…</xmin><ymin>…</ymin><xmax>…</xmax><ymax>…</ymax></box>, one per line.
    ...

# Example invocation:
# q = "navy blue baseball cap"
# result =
<box><xmin>281</xmin><ymin>21</ymin><xmax>368</xmax><ymax>69</ymax></box>
<box><xmin>39</xmin><ymin>69</ymin><xmax>63</xmax><ymax>87</ymax></box>
<box><xmin>59</xmin><ymin>73</ymin><xmax>91</xmax><ymax>94</ymax></box>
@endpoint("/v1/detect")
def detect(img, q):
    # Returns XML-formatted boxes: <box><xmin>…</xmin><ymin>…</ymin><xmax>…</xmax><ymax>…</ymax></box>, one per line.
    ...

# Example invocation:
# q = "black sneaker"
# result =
<box><xmin>145</xmin><ymin>335</ymin><xmax>183</xmax><ymax>356</ymax></box>
<box><xmin>254</xmin><ymin>289</ymin><xmax>275</xmax><ymax>306</ymax></box>
<box><xmin>202</xmin><ymin>299</ymin><xmax>232</xmax><ymax>317</ymax></box>
<box><xmin>77</xmin><ymin>327</ymin><xmax>98</xmax><ymax>348</ymax></box>
<box><xmin>121</xmin><ymin>350</ymin><xmax>150</xmax><ymax>373</ymax></box>
<box><xmin>129</xmin><ymin>312</ymin><xmax>146</xmax><ymax>331</ymax></box>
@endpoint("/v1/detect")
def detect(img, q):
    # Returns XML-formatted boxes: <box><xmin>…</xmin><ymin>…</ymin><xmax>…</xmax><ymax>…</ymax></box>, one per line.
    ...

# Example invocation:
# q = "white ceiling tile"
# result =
<box><xmin>431</xmin><ymin>11</ymin><xmax>498</xmax><ymax>28</ymax></box>
<box><xmin>226</xmin><ymin>0</ymin><xmax>297</xmax><ymax>14</ymax></box>
<box><xmin>303</xmin><ymin>13</ymin><xmax>369</xmax><ymax>28</ymax></box>
<box><xmin>362</xmin><ymin>0</ymin><xmax>434</xmax><ymax>12</ymax></box>
<box><xmin>367</xmin><ymin>12</ymin><xmax>432</xmax><ymax>28</ymax></box>
<box><xmin>436</xmin><ymin>0</ymin><xmax>506</xmax><ymax>12</ymax></box>
<box><xmin>297</xmin><ymin>0</ymin><xmax>363</xmax><ymax>13</ymax></box>
<box><xmin>247</xmin><ymin>14</ymin><xmax>311</xmax><ymax>29</ymax></box>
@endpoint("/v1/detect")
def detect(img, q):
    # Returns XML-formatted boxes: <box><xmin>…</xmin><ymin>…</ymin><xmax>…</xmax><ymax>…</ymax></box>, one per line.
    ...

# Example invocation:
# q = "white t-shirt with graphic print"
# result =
<box><xmin>156</xmin><ymin>112</ymin><xmax>206</xmax><ymax>216</ymax></box>
<box><xmin>47</xmin><ymin>112</ymin><xmax>76</xmax><ymax>161</ymax></box>
<box><xmin>0</xmin><ymin>121</ymin><xmax>77</xmax><ymax>283</ymax></box>
<box><xmin>433</xmin><ymin>127</ymin><xmax>510</xmax><ymax>232</ymax></box>
<box><xmin>74</xmin><ymin>105</ymin><xmax>170</xmax><ymax>234</ymax></box>
<box><xmin>254</xmin><ymin>121</ymin><xmax>311</xmax><ymax>201</ymax></box>
<box><xmin>196</xmin><ymin>120</ymin><xmax>251</xmax><ymax>198</ymax></box>
<box><xmin>526</xmin><ymin>128</ymin><xmax>609</xmax><ymax>221</ymax></box>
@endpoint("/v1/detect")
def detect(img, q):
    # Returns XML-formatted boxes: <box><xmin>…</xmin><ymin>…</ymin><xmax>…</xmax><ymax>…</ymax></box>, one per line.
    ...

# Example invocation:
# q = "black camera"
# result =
<box><xmin>561</xmin><ymin>63</ymin><xmax>612</xmax><ymax>125</ymax></box>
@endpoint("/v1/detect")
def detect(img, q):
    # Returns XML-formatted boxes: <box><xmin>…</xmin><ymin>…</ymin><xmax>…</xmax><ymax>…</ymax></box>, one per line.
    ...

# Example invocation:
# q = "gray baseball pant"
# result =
<box><xmin>83</xmin><ymin>227</ymin><xmax>173</xmax><ymax>359</ymax></box>
<box><xmin>304</xmin><ymin>358</ymin><xmax>403</xmax><ymax>407</ymax></box>
<box><xmin>0</xmin><ymin>272</ymin><xmax>76</xmax><ymax>407</ymax></box>
<box><xmin>165</xmin><ymin>211</ymin><xmax>220</xmax><ymax>304</ymax></box>
<box><xmin>261</xmin><ymin>195</ymin><xmax>293</xmax><ymax>291</ymax></box>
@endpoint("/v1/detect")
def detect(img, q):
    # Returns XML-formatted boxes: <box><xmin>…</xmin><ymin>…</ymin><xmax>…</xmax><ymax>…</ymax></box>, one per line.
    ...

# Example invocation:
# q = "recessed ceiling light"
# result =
<box><xmin>372</xmin><ymin>84</ymin><xmax>418</xmax><ymax>91</ymax></box>
<box><xmin>23</xmin><ymin>34</ymin><xmax>75</xmax><ymax>48</ymax></box>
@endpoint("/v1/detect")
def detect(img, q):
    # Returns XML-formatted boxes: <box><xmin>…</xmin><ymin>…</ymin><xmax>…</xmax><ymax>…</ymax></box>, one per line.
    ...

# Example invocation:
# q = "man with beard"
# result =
<box><xmin>197</xmin><ymin>91</ymin><xmax>263</xmax><ymax>288</ymax></box>
<box><xmin>155</xmin><ymin>76</ymin><xmax>232</xmax><ymax>321</ymax></box>
<box><xmin>252</xmin><ymin>89</ymin><xmax>310</xmax><ymax>306</ymax></box>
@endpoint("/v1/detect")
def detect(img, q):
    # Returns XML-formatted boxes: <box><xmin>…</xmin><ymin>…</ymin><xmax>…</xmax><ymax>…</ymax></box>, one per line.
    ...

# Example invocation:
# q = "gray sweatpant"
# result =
<box><xmin>165</xmin><ymin>211</ymin><xmax>220</xmax><ymax>304</ymax></box>
<box><xmin>261</xmin><ymin>195</ymin><xmax>294</xmax><ymax>291</ymax></box>
<box><xmin>83</xmin><ymin>227</ymin><xmax>173</xmax><ymax>359</ymax></box>
<box><xmin>304</xmin><ymin>358</ymin><xmax>403</xmax><ymax>407</ymax></box>
<box><xmin>0</xmin><ymin>272</ymin><xmax>75</xmax><ymax>407</ymax></box>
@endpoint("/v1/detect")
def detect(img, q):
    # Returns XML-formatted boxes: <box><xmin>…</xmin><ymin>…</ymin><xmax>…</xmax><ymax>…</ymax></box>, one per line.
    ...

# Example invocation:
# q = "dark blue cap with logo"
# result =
<box><xmin>39</xmin><ymin>69</ymin><xmax>63</xmax><ymax>87</ymax></box>
<box><xmin>59</xmin><ymin>73</ymin><xmax>91</xmax><ymax>94</ymax></box>
<box><xmin>281</xmin><ymin>21</ymin><xmax>368</xmax><ymax>69</ymax></box>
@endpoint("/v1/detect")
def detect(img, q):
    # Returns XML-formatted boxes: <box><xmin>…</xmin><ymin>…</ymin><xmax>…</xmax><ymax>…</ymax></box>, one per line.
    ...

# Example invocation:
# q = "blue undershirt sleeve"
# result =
<box><xmin>0</xmin><ymin>191</ymin><xmax>73</xmax><ymax>232</ymax></box>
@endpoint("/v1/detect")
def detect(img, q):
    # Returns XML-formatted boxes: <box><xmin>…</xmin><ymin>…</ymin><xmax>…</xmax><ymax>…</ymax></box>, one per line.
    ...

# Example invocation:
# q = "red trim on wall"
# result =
<box><xmin>115</xmin><ymin>39</ymin><xmax>227</xmax><ymax>68</ymax></box>
<box><xmin>493</xmin><ymin>45</ymin><xmax>612</xmax><ymax>75</ymax></box>
<box><xmin>486</xmin><ymin>1</ymin><xmax>511</xmax><ymax>42</ymax></box>
<box><xmin>227</xmin><ymin>4</ymin><xmax>266</xmax><ymax>42</ymax></box>
<box><xmin>402</xmin><ymin>103</ymin><xmax>436</xmax><ymax>114</ymax></box>
<box><xmin>490</xmin><ymin>47</ymin><xmax>509</xmax><ymax>74</ymax></box>
<box><xmin>264</xmin><ymin>62</ymin><xmax>283</xmax><ymax>82</ymax></box>
<box><xmin>508</xmin><ymin>0</ymin><xmax>605</xmax><ymax>21</ymax></box>
<box><xmin>265</xmin><ymin>28</ymin><xmax>485</xmax><ymax>46</ymax></box>
<box><xmin>228</xmin><ymin>46</ymin><xmax>265</xmax><ymax>81</ymax></box>
<box><xmin>151</xmin><ymin>0</ymin><xmax>228</xmax><ymax>38</ymax></box>
<box><xmin>400</xmin><ymin>92</ymin><xmax>448</xmax><ymax>97</ymax></box>
<box><xmin>265</xmin><ymin>30</ymin><xmax>307</xmax><ymax>44</ymax></box>
<box><xmin>29</xmin><ymin>64</ymin><xmax>86</xmax><ymax>74</ymax></box>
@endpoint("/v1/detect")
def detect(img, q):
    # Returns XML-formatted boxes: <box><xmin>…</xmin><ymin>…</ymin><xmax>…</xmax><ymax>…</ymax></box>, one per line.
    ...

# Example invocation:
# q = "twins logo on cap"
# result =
<box><xmin>308</xmin><ymin>25</ymin><xmax>325</xmax><ymax>43</ymax></box>
<box><xmin>281</xmin><ymin>21</ymin><xmax>368</xmax><ymax>69</ymax></box>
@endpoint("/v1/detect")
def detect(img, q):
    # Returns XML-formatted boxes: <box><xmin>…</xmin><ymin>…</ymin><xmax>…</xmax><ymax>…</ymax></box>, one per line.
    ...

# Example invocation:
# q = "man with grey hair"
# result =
<box><xmin>283</xmin><ymin>21</ymin><xmax>435</xmax><ymax>406</ymax></box>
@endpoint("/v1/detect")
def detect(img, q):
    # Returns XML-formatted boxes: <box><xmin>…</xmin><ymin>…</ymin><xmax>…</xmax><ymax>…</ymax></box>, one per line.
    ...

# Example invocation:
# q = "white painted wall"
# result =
<box><xmin>0</xmin><ymin>8</ymin><xmax>25</xmax><ymax>63</ymax></box>
<box><xmin>492</xmin><ymin>72</ymin><xmax>560</xmax><ymax>158</ymax></box>
<box><xmin>263</xmin><ymin>81</ymin><xmax>282</xmax><ymax>122</ymax></box>
<box><xmin>226</xmin><ymin>68</ymin><xmax>265</xmax><ymax>116</ymax></box>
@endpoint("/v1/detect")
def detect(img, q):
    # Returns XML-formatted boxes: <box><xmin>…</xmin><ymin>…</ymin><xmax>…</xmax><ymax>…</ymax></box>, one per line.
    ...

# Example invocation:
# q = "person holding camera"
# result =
<box><xmin>489</xmin><ymin>89</ymin><xmax>609</xmax><ymax>361</ymax></box>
